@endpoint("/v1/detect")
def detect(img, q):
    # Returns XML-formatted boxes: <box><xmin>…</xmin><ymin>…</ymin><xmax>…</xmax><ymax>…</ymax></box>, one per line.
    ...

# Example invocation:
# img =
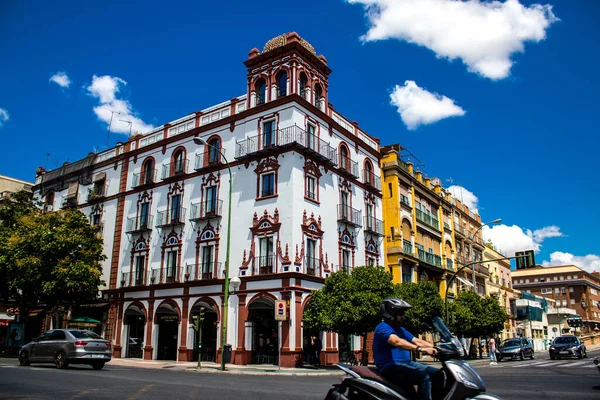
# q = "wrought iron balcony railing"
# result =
<box><xmin>156</xmin><ymin>207</ymin><xmax>186</xmax><ymax>227</ymax></box>
<box><xmin>454</xmin><ymin>224</ymin><xmax>465</xmax><ymax>236</ymax></box>
<box><xmin>195</xmin><ymin>149</ymin><xmax>224</xmax><ymax>170</ymax></box>
<box><xmin>417</xmin><ymin>249</ymin><xmax>442</xmax><ymax>267</ymax></box>
<box><xmin>87</xmin><ymin>187</ymin><xmax>106</xmax><ymax>202</ymax></box>
<box><xmin>362</xmin><ymin>170</ymin><xmax>381</xmax><ymax>191</ymax></box>
<box><xmin>189</xmin><ymin>200</ymin><xmax>223</xmax><ymax>221</ymax></box>
<box><xmin>61</xmin><ymin>195</ymin><xmax>78</xmax><ymax>209</ymax></box>
<box><xmin>364</xmin><ymin>216</ymin><xmax>384</xmax><ymax>236</ymax></box>
<box><xmin>254</xmin><ymin>255</ymin><xmax>274</xmax><ymax>275</ymax></box>
<box><xmin>235</xmin><ymin>125</ymin><xmax>337</xmax><ymax>166</ymax></box>
<box><xmin>338</xmin><ymin>154</ymin><xmax>359</xmax><ymax>179</ymax></box>
<box><xmin>132</xmin><ymin>169</ymin><xmax>157</xmax><ymax>188</ymax></box>
<box><xmin>161</xmin><ymin>159</ymin><xmax>189</xmax><ymax>180</ymax></box>
<box><xmin>149</xmin><ymin>267</ymin><xmax>180</xmax><ymax>284</ymax></box>
<box><xmin>126</xmin><ymin>215</ymin><xmax>154</xmax><ymax>233</ymax></box>
<box><xmin>337</xmin><ymin>205</ymin><xmax>362</xmax><ymax>227</ymax></box>
<box><xmin>416</xmin><ymin>209</ymin><xmax>440</xmax><ymax>230</ymax></box>
<box><xmin>184</xmin><ymin>262</ymin><xmax>222</xmax><ymax>281</ymax></box>
<box><xmin>304</xmin><ymin>256</ymin><xmax>321</xmax><ymax>276</ymax></box>
<box><xmin>403</xmin><ymin>240</ymin><xmax>413</xmax><ymax>255</ymax></box>
<box><xmin>121</xmin><ymin>271</ymin><xmax>145</xmax><ymax>287</ymax></box>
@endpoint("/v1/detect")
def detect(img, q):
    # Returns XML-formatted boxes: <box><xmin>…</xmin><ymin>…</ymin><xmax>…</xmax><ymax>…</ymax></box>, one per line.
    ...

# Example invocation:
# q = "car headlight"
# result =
<box><xmin>549</xmin><ymin>346</ymin><xmax>555</xmax><ymax>350</ymax></box>
<box><xmin>571</xmin><ymin>347</ymin><xmax>579</xmax><ymax>351</ymax></box>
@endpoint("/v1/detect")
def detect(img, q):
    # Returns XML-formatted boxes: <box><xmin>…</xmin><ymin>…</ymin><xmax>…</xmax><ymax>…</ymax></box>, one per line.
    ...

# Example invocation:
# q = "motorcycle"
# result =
<box><xmin>325</xmin><ymin>316</ymin><xmax>502</xmax><ymax>400</ymax></box>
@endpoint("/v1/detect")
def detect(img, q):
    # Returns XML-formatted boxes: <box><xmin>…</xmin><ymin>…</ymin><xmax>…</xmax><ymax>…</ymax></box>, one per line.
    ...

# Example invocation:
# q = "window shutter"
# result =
<box><xmin>67</xmin><ymin>181</ymin><xmax>79</xmax><ymax>197</ymax></box>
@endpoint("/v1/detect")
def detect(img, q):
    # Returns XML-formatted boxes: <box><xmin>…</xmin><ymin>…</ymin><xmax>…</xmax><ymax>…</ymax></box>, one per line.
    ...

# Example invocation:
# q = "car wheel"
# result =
<box><xmin>55</xmin><ymin>351</ymin><xmax>69</xmax><ymax>369</ymax></box>
<box><xmin>519</xmin><ymin>351</ymin><xmax>525</xmax><ymax>361</ymax></box>
<box><xmin>19</xmin><ymin>351</ymin><xmax>30</xmax><ymax>366</ymax></box>
<box><xmin>578</xmin><ymin>351</ymin><xmax>583</xmax><ymax>359</ymax></box>
<box><xmin>92</xmin><ymin>362</ymin><xmax>105</xmax><ymax>370</ymax></box>
<box><xmin>583</xmin><ymin>350</ymin><xmax>587</xmax><ymax>359</ymax></box>
<box><xmin>550</xmin><ymin>355</ymin><xmax>556</xmax><ymax>360</ymax></box>
<box><xmin>530</xmin><ymin>351</ymin><xmax>535</xmax><ymax>360</ymax></box>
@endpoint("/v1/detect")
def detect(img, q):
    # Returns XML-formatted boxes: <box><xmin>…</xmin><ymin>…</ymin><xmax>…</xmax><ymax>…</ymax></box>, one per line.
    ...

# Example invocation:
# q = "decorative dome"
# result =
<box><xmin>262</xmin><ymin>32</ymin><xmax>317</xmax><ymax>56</ymax></box>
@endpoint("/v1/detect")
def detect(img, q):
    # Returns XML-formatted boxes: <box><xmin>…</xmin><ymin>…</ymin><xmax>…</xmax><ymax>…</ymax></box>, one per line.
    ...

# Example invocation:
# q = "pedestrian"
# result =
<box><xmin>479</xmin><ymin>338</ymin><xmax>485</xmax><ymax>359</ymax></box>
<box><xmin>488</xmin><ymin>337</ymin><xmax>497</xmax><ymax>365</ymax></box>
<box><xmin>374</xmin><ymin>298</ymin><xmax>438</xmax><ymax>400</ymax></box>
<box><xmin>312</xmin><ymin>335</ymin><xmax>322</xmax><ymax>369</ymax></box>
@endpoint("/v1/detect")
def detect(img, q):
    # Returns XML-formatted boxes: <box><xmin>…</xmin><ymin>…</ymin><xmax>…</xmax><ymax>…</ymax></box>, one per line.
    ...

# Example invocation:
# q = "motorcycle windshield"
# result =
<box><xmin>432</xmin><ymin>316</ymin><xmax>453</xmax><ymax>342</ymax></box>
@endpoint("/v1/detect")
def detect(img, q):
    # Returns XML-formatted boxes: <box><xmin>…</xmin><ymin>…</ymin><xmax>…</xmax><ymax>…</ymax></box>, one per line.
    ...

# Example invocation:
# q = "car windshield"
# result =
<box><xmin>503</xmin><ymin>339</ymin><xmax>521</xmax><ymax>347</ymax></box>
<box><xmin>69</xmin><ymin>330</ymin><xmax>102</xmax><ymax>339</ymax></box>
<box><xmin>554</xmin><ymin>336</ymin><xmax>577</xmax><ymax>344</ymax></box>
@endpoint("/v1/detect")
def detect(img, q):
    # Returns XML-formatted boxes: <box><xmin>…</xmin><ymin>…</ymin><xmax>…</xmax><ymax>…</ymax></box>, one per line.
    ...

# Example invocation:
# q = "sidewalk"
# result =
<box><xmin>108</xmin><ymin>358</ymin><xmax>344</xmax><ymax>376</ymax></box>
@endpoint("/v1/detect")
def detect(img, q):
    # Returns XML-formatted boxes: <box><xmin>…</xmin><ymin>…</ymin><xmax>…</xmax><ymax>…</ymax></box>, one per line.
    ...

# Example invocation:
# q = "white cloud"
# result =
<box><xmin>49</xmin><ymin>72</ymin><xmax>71</xmax><ymax>88</ymax></box>
<box><xmin>0</xmin><ymin>108</ymin><xmax>9</xmax><ymax>127</ymax></box>
<box><xmin>348</xmin><ymin>0</ymin><xmax>558</xmax><ymax>79</ymax></box>
<box><xmin>446</xmin><ymin>185</ymin><xmax>478</xmax><ymax>212</ymax></box>
<box><xmin>483</xmin><ymin>224</ymin><xmax>564</xmax><ymax>257</ymax></box>
<box><xmin>86</xmin><ymin>75</ymin><xmax>153</xmax><ymax>136</ymax></box>
<box><xmin>390</xmin><ymin>80</ymin><xmax>465</xmax><ymax>129</ymax></box>
<box><xmin>542</xmin><ymin>252</ymin><xmax>600</xmax><ymax>274</ymax></box>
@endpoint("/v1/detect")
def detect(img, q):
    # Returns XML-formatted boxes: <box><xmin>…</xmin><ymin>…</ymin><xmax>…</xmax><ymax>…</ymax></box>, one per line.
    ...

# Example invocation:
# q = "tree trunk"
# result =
<box><xmin>361</xmin><ymin>332</ymin><xmax>368</xmax><ymax>366</ymax></box>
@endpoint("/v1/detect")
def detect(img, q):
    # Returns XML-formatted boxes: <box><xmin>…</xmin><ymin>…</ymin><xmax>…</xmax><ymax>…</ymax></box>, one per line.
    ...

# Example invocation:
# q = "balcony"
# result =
<box><xmin>235</xmin><ymin>125</ymin><xmax>337</xmax><ymax>166</ymax></box>
<box><xmin>61</xmin><ymin>195</ymin><xmax>78</xmax><ymax>209</ymax></box>
<box><xmin>304</xmin><ymin>256</ymin><xmax>321</xmax><ymax>276</ymax></box>
<box><xmin>120</xmin><ymin>271</ymin><xmax>145</xmax><ymax>287</ymax></box>
<box><xmin>254</xmin><ymin>255</ymin><xmax>274</xmax><ymax>275</ymax></box>
<box><xmin>195</xmin><ymin>149</ymin><xmax>224</xmax><ymax>170</ymax></box>
<box><xmin>403</xmin><ymin>240</ymin><xmax>413</xmax><ymax>255</ymax></box>
<box><xmin>156</xmin><ymin>207</ymin><xmax>186</xmax><ymax>227</ymax></box>
<box><xmin>132</xmin><ymin>169</ymin><xmax>157</xmax><ymax>188</ymax></box>
<box><xmin>447</xmin><ymin>259</ymin><xmax>454</xmax><ymax>270</ymax></box>
<box><xmin>149</xmin><ymin>267</ymin><xmax>180</xmax><ymax>284</ymax></box>
<box><xmin>189</xmin><ymin>200</ymin><xmax>223</xmax><ymax>221</ymax></box>
<box><xmin>126</xmin><ymin>215</ymin><xmax>154</xmax><ymax>233</ymax></box>
<box><xmin>161</xmin><ymin>160</ymin><xmax>189</xmax><ymax>180</ymax></box>
<box><xmin>337</xmin><ymin>205</ymin><xmax>362</xmax><ymax>227</ymax></box>
<box><xmin>184</xmin><ymin>262</ymin><xmax>221</xmax><ymax>281</ymax></box>
<box><xmin>364</xmin><ymin>216</ymin><xmax>384</xmax><ymax>236</ymax></box>
<box><xmin>87</xmin><ymin>187</ymin><xmax>106</xmax><ymax>202</ymax></box>
<box><xmin>416</xmin><ymin>209</ymin><xmax>440</xmax><ymax>230</ymax></box>
<box><xmin>444</xmin><ymin>221</ymin><xmax>451</xmax><ymax>230</ymax></box>
<box><xmin>362</xmin><ymin>170</ymin><xmax>381</xmax><ymax>191</ymax></box>
<box><xmin>120</xmin><ymin>272</ymin><xmax>130</xmax><ymax>288</ymax></box>
<box><xmin>400</xmin><ymin>195</ymin><xmax>411</xmax><ymax>208</ymax></box>
<box><xmin>338</xmin><ymin>155</ymin><xmax>359</xmax><ymax>179</ymax></box>
<box><xmin>454</xmin><ymin>224</ymin><xmax>465</xmax><ymax>237</ymax></box>
<box><xmin>417</xmin><ymin>249</ymin><xmax>442</xmax><ymax>267</ymax></box>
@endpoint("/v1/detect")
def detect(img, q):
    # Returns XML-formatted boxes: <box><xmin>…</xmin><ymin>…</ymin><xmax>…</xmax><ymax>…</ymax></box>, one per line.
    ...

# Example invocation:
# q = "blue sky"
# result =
<box><xmin>1</xmin><ymin>0</ymin><xmax>598</xmax><ymax>271</ymax></box>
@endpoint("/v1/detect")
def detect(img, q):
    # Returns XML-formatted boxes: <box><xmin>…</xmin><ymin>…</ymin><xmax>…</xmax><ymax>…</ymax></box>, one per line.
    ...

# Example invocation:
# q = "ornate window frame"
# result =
<box><xmin>241</xmin><ymin>209</ymin><xmax>281</xmax><ymax>276</ymax></box>
<box><xmin>129</xmin><ymin>237</ymin><xmax>150</xmax><ymax>287</ymax></box>
<box><xmin>159</xmin><ymin>231</ymin><xmax>182</xmax><ymax>283</ymax></box>
<box><xmin>303</xmin><ymin>159</ymin><xmax>321</xmax><ymax>204</ymax></box>
<box><xmin>255</xmin><ymin>157</ymin><xmax>280</xmax><ymax>200</ymax></box>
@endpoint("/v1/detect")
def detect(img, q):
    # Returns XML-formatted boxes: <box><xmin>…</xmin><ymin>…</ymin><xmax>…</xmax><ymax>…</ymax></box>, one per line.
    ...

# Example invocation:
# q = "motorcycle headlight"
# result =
<box><xmin>456</xmin><ymin>371</ymin><xmax>479</xmax><ymax>390</ymax></box>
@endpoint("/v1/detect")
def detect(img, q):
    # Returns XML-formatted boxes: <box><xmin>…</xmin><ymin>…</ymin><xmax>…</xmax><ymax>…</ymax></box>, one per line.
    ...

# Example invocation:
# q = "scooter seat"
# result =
<box><xmin>351</xmin><ymin>366</ymin><xmax>419</xmax><ymax>399</ymax></box>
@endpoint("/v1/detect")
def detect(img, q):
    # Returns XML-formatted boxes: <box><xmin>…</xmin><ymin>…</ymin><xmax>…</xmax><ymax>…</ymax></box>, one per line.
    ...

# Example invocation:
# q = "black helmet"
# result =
<box><xmin>381</xmin><ymin>298</ymin><xmax>412</xmax><ymax>320</ymax></box>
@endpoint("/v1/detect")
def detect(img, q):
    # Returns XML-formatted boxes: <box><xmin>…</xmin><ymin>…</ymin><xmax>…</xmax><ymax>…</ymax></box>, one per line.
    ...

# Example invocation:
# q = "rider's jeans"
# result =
<box><xmin>381</xmin><ymin>361</ymin><xmax>439</xmax><ymax>400</ymax></box>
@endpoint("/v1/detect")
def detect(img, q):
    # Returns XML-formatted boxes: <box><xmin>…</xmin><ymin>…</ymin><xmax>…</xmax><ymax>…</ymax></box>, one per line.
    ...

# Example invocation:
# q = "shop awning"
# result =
<box><xmin>455</xmin><ymin>276</ymin><xmax>474</xmax><ymax>287</ymax></box>
<box><xmin>70</xmin><ymin>316</ymin><xmax>101</xmax><ymax>324</ymax></box>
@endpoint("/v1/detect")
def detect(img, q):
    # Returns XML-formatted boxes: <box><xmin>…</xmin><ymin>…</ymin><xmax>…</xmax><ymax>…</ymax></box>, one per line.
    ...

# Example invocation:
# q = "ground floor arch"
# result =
<box><xmin>124</xmin><ymin>303</ymin><xmax>146</xmax><ymax>358</ymax></box>
<box><xmin>155</xmin><ymin>301</ymin><xmax>180</xmax><ymax>360</ymax></box>
<box><xmin>189</xmin><ymin>300</ymin><xmax>219</xmax><ymax>362</ymax></box>
<box><xmin>248</xmin><ymin>297</ymin><xmax>277</xmax><ymax>364</ymax></box>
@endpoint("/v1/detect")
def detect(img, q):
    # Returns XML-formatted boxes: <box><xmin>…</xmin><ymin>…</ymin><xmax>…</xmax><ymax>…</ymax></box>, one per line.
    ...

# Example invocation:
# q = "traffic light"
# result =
<box><xmin>199</xmin><ymin>307</ymin><xmax>206</xmax><ymax>322</ymax></box>
<box><xmin>515</xmin><ymin>250</ymin><xmax>536</xmax><ymax>269</ymax></box>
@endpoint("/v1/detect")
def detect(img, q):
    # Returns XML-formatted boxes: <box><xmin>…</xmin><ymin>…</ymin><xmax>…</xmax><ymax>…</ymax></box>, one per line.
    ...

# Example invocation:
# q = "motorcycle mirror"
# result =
<box><xmin>420</xmin><ymin>322</ymin><xmax>433</xmax><ymax>331</ymax></box>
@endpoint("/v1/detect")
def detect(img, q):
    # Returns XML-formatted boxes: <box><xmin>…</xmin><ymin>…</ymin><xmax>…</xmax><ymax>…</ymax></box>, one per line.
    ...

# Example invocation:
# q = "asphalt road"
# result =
<box><xmin>0</xmin><ymin>350</ymin><xmax>598</xmax><ymax>400</ymax></box>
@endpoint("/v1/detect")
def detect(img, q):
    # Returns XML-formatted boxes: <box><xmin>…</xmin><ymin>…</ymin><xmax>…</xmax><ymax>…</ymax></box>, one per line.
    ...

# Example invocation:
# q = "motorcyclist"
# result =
<box><xmin>373</xmin><ymin>298</ymin><xmax>439</xmax><ymax>400</ymax></box>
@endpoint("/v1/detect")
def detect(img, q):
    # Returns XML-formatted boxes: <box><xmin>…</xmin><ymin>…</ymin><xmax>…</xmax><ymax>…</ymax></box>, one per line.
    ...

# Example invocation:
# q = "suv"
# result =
<box><xmin>549</xmin><ymin>336</ymin><xmax>586</xmax><ymax>360</ymax></box>
<box><xmin>497</xmin><ymin>338</ymin><xmax>534</xmax><ymax>361</ymax></box>
<box><xmin>19</xmin><ymin>329</ymin><xmax>111</xmax><ymax>370</ymax></box>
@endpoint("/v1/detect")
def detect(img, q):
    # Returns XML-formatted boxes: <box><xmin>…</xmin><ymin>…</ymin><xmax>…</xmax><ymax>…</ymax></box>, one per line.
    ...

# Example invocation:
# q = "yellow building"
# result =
<box><xmin>484</xmin><ymin>245</ymin><xmax>519</xmax><ymax>339</ymax></box>
<box><xmin>380</xmin><ymin>144</ymin><xmax>487</xmax><ymax>299</ymax></box>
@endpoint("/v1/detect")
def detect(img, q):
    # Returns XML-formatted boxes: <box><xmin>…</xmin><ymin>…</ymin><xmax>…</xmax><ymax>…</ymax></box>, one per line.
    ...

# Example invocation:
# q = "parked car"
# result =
<box><xmin>549</xmin><ymin>336</ymin><xmax>586</xmax><ymax>360</ymax></box>
<box><xmin>497</xmin><ymin>338</ymin><xmax>534</xmax><ymax>361</ymax></box>
<box><xmin>19</xmin><ymin>329</ymin><xmax>111</xmax><ymax>370</ymax></box>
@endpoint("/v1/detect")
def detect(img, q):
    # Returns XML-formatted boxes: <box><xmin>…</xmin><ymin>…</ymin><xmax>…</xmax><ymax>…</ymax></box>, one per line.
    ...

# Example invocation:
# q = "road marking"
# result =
<box><xmin>508</xmin><ymin>361</ymin><xmax>548</xmax><ymax>368</ymax></box>
<box><xmin>127</xmin><ymin>384</ymin><xmax>154</xmax><ymax>400</ymax></box>
<box><xmin>565</xmin><ymin>361</ymin><xmax>588</xmax><ymax>367</ymax></box>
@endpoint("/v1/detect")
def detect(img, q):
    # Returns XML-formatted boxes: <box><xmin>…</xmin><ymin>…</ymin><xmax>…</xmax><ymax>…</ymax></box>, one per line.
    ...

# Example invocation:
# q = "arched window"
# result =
<box><xmin>314</xmin><ymin>83</ymin><xmax>323</xmax><ymax>109</ymax></box>
<box><xmin>255</xmin><ymin>78</ymin><xmax>266</xmax><ymax>105</ymax></box>
<box><xmin>299</xmin><ymin>72</ymin><xmax>308</xmax><ymax>100</ymax></box>
<box><xmin>365</xmin><ymin>161</ymin><xmax>373</xmax><ymax>185</ymax></box>
<box><xmin>276</xmin><ymin>71</ymin><xmax>287</xmax><ymax>97</ymax></box>
<box><xmin>207</xmin><ymin>137</ymin><xmax>221</xmax><ymax>165</ymax></box>
<box><xmin>340</xmin><ymin>145</ymin><xmax>349</xmax><ymax>171</ymax></box>
<box><xmin>142</xmin><ymin>159</ymin><xmax>155</xmax><ymax>185</ymax></box>
<box><xmin>173</xmin><ymin>149</ymin><xmax>185</xmax><ymax>174</ymax></box>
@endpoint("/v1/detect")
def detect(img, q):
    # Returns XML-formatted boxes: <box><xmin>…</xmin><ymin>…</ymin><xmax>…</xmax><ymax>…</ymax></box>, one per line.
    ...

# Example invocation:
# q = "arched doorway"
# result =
<box><xmin>189</xmin><ymin>301</ymin><xmax>218</xmax><ymax>362</ymax></box>
<box><xmin>155</xmin><ymin>301</ymin><xmax>179</xmax><ymax>360</ymax></box>
<box><xmin>248</xmin><ymin>298</ymin><xmax>277</xmax><ymax>364</ymax></box>
<box><xmin>124</xmin><ymin>304</ymin><xmax>146</xmax><ymax>359</ymax></box>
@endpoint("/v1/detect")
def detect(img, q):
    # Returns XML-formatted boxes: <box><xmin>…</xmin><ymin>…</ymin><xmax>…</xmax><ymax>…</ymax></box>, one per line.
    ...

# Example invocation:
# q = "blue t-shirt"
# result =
<box><xmin>373</xmin><ymin>321</ymin><xmax>415</xmax><ymax>371</ymax></box>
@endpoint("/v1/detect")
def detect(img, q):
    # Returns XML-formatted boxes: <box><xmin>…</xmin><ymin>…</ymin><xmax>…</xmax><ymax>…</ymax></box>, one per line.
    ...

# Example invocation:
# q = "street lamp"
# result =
<box><xmin>193</xmin><ymin>135</ymin><xmax>233</xmax><ymax>371</ymax></box>
<box><xmin>470</xmin><ymin>218</ymin><xmax>502</xmax><ymax>292</ymax></box>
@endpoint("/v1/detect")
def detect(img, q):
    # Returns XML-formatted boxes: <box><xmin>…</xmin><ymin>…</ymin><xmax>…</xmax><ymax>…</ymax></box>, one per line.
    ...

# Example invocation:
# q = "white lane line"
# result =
<box><xmin>508</xmin><ymin>361</ymin><xmax>548</xmax><ymax>368</ymax></box>
<box><xmin>568</xmin><ymin>361</ymin><xmax>589</xmax><ymax>367</ymax></box>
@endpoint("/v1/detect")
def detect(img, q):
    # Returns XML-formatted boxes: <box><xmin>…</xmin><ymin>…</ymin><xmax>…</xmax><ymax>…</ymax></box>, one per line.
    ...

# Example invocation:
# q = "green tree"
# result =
<box><xmin>392</xmin><ymin>281</ymin><xmax>444</xmax><ymax>334</ymax></box>
<box><xmin>303</xmin><ymin>266</ymin><xmax>393</xmax><ymax>364</ymax></box>
<box><xmin>448</xmin><ymin>291</ymin><xmax>506</xmax><ymax>342</ymax></box>
<box><xmin>0</xmin><ymin>193</ymin><xmax>105</xmax><ymax>320</ymax></box>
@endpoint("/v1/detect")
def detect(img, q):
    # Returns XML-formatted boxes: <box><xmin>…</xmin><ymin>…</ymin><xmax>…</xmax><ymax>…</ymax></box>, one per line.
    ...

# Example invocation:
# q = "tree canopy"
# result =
<box><xmin>448</xmin><ymin>290</ymin><xmax>506</xmax><ymax>338</ymax></box>
<box><xmin>393</xmin><ymin>281</ymin><xmax>444</xmax><ymax>334</ymax></box>
<box><xmin>0</xmin><ymin>191</ymin><xmax>106</xmax><ymax>310</ymax></box>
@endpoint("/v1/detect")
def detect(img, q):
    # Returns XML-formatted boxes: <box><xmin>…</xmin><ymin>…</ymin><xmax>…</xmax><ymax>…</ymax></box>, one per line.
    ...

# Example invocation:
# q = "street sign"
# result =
<box><xmin>275</xmin><ymin>300</ymin><xmax>286</xmax><ymax>321</ymax></box>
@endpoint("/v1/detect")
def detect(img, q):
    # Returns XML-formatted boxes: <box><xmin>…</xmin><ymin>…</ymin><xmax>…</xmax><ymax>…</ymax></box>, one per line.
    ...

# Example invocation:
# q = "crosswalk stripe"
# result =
<box><xmin>568</xmin><ymin>361</ymin><xmax>589</xmax><ymax>367</ymax></box>
<box><xmin>509</xmin><ymin>361</ymin><xmax>548</xmax><ymax>368</ymax></box>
